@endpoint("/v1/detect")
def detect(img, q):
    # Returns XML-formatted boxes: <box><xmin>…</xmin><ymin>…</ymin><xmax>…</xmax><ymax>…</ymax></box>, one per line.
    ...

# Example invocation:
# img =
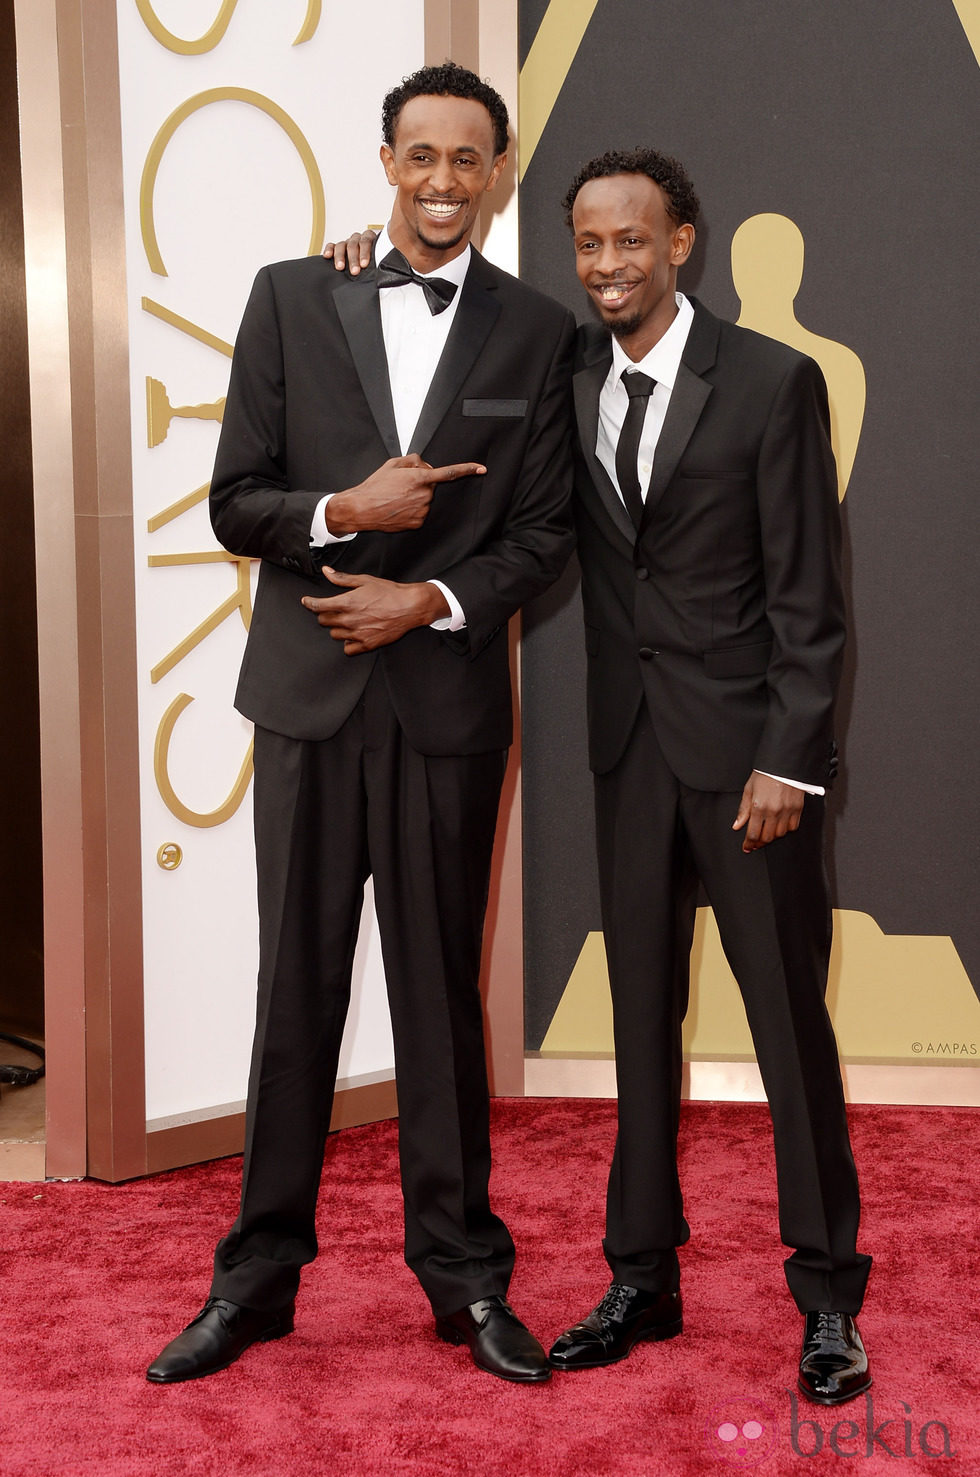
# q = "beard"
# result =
<box><xmin>414</xmin><ymin>208</ymin><xmax>471</xmax><ymax>254</ymax></box>
<box><xmin>607</xmin><ymin>308</ymin><xmax>646</xmax><ymax>340</ymax></box>
<box><xmin>417</xmin><ymin>225</ymin><xmax>468</xmax><ymax>251</ymax></box>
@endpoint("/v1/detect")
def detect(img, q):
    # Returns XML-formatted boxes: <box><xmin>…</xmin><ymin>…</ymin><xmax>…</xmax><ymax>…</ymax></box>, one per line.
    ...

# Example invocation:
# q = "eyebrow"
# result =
<box><xmin>402</xmin><ymin>141</ymin><xmax>482</xmax><ymax>156</ymax></box>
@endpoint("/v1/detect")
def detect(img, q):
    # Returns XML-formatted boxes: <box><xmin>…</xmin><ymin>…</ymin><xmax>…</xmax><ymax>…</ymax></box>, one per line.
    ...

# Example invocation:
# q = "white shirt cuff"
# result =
<box><xmin>755</xmin><ymin>770</ymin><xmax>825</xmax><ymax>797</ymax></box>
<box><xmin>311</xmin><ymin>493</ymin><xmax>356</xmax><ymax>546</ymax></box>
<box><xmin>427</xmin><ymin>580</ymin><xmax>466</xmax><ymax>632</ymax></box>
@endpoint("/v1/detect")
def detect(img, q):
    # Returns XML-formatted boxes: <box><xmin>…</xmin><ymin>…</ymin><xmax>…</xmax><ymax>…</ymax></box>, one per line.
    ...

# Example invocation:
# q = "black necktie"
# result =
<box><xmin>615</xmin><ymin>368</ymin><xmax>656</xmax><ymax>527</ymax></box>
<box><xmin>376</xmin><ymin>247</ymin><xmax>458</xmax><ymax>316</ymax></box>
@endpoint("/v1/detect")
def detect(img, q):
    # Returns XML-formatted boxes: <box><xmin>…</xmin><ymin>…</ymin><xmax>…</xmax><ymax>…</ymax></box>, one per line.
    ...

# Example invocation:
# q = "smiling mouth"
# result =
<box><xmin>418</xmin><ymin>198</ymin><xmax>465</xmax><ymax>222</ymax></box>
<box><xmin>592</xmin><ymin>280</ymin><xmax>641</xmax><ymax>307</ymax></box>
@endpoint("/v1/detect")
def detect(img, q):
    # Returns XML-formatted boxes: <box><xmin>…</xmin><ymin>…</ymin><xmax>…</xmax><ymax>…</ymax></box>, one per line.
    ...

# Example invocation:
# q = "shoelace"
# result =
<box><xmin>808</xmin><ymin>1312</ymin><xmax>846</xmax><ymax>1349</ymax></box>
<box><xmin>596</xmin><ymin>1283</ymin><xmax>634</xmax><ymax>1323</ymax></box>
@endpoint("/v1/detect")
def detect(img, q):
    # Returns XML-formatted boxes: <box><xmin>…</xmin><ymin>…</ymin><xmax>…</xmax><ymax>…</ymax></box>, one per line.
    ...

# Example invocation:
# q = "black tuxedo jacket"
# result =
<box><xmin>211</xmin><ymin>250</ymin><xmax>575</xmax><ymax>755</ymax></box>
<box><xmin>572</xmin><ymin>300</ymin><xmax>845</xmax><ymax>790</ymax></box>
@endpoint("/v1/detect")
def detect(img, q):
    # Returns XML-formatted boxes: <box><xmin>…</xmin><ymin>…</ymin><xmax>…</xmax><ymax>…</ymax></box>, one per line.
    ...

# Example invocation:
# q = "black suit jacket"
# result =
<box><xmin>211</xmin><ymin>249</ymin><xmax>575</xmax><ymax>755</ymax></box>
<box><xmin>572</xmin><ymin>300</ymin><xmax>845</xmax><ymax>790</ymax></box>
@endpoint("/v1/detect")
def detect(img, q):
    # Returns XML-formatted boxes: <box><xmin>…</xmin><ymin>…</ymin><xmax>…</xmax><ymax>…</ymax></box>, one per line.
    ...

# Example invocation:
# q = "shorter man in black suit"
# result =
<box><xmin>146</xmin><ymin>64</ymin><xmax>575</xmax><ymax>1387</ymax></box>
<box><xmin>546</xmin><ymin>151</ymin><xmax>872</xmax><ymax>1405</ymax></box>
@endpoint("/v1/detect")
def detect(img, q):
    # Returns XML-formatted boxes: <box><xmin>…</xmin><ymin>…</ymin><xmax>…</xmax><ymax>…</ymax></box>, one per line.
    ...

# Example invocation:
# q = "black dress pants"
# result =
<box><xmin>211</xmin><ymin>666</ymin><xmax>514</xmax><ymax>1316</ymax></box>
<box><xmin>595</xmin><ymin>705</ymin><xmax>871</xmax><ymax>1313</ymax></box>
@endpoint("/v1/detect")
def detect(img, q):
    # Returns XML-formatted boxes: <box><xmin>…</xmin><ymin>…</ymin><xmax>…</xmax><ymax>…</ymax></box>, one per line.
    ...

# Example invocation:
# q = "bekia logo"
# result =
<box><xmin>705</xmin><ymin>1399</ymin><xmax>777</xmax><ymax>1466</ymax></box>
<box><xmin>705</xmin><ymin>1392</ymin><xmax>956</xmax><ymax>1463</ymax></box>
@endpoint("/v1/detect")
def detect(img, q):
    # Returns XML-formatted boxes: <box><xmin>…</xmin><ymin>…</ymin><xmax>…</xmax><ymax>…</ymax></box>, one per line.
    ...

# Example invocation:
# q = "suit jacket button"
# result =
<box><xmin>639</xmin><ymin>647</ymin><xmax>657</xmax><ymax>660</ymax></box>
<box><xmin>635</xmin><ymin>566</ymin><xmax>649</xmax><ymax>580</ymax></box>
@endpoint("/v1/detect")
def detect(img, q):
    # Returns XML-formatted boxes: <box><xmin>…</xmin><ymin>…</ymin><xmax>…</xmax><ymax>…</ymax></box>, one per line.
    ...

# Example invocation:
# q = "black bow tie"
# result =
<box><xmin>376</xmin><ymin>248</ymin><xmax>459</xmax><ymax>315</ymax></box>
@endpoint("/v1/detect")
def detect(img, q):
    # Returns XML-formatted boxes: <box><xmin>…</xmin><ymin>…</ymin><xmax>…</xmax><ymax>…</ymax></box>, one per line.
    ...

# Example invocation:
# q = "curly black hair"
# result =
<box><xmin>381</xmin><ymin>62</ymin><xmax>509</xmax><ymax>158</ymax></box>
<box><xmin>562</xmin><ymin>149</ymin><xmax>700</xmax><ymax>230</ymax></box>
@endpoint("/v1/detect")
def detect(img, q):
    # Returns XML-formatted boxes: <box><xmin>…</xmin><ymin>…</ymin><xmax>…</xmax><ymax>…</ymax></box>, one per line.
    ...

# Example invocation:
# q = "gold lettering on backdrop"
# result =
<box><xmin>146</xmin><ymin>377</ymin><xmax>225</xmax><ymax>448</ymax></box>
<box><xmin>134</xmin><ymin>0</ymin><xmax>321</xmax><ymax>55</ymax></box>
<box><xmin>148</xmin><ymin>552</ymin><xmax>253</xmax><ymax>686</ymax></box>
<box><xmin>139</xmin><ymin>87</ymin><xmax>326</xmax><ymax>276</ymax></box>
<box><xmin>141</xmin><ymin>298</ymin><xmax>234</xmax><ymax>359</ymax></box>
<box><xmin>147</xmin><ymin>482</ymin><xmax>209</xmax><ymax>535</ymax></box>
<box><xmin>154</xmin><ymin>693</ymin><xmax>254</xmax><ymax>828</ymax></box>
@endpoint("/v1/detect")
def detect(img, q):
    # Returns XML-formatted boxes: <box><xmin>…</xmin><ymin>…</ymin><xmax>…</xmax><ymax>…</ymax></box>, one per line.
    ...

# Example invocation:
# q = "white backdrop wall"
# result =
<box><xmin>115</xmin><ymin>0</ymin><xmax>425</xmax><ymax>1123</ymax></box>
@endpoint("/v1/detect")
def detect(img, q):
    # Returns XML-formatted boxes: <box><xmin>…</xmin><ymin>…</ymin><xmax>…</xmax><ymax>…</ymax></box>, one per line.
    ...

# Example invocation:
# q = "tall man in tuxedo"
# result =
<box><xmin>147</xmin><ymin>63</ymin><xmax>574</xmax><ymax>1387</ymax></box>
<box><xmin>546</xmin><ymin>151</ymin><xmax>872</xmax><ymax>1405</ymax></box>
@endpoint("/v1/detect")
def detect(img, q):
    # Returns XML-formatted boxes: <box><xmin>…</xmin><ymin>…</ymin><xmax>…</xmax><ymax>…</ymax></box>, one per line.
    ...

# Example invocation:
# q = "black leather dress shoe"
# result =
<box><xmin>146</xmin><ymin>1297</ymin><xmax>295</xmax><ymax>1383</ymax></box>
<box><xmin>798</xmin><ymin>1311</ymin><xmax>871</xmax><ymax>1405</ymax></box>
<box><xmin>435</xmin><ymin>1295</ymin><xmax>550</xmax><ymax>1383</ymax></box>
<box><xmin>548</xmin><ymin>1282</ymin><xmax>683</xmax><ymax>1369</ymax></box>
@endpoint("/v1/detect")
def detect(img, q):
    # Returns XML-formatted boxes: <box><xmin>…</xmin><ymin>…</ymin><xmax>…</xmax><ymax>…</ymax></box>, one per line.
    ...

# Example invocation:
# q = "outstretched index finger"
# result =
<box><xmin>426</xmin><ymin>462</ymin><xmax>487</xmax><ymax>484</ymax></box>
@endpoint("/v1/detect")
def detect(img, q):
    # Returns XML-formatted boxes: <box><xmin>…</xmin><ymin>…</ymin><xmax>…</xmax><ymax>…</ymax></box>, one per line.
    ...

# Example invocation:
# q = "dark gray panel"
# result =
<box><xmin>520</xmin><ymin>0</ymin><xmax>980</xmax><ymax>1046</ymax></box>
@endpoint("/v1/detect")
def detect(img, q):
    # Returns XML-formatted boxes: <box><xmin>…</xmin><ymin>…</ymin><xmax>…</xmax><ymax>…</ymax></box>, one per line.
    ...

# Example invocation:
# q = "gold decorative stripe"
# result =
<box><xmin>951</xmin><ymin>0</ymin><xmax>980</xmax><ymax>64</ymax></box>
<box><xmin>141</xmin><ymin>298</ymin><xmax>234</xmax><ymax>358</ymax></box>
<box><xmin>518</xmin><ymin>0</ymin><xmax>601</xmax><ymax>180</ymax></box>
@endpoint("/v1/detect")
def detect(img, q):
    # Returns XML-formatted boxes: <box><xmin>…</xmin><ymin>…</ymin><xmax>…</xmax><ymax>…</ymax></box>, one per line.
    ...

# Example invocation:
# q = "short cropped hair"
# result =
<box><xmin>382</xmin><ymin>62</ymin><xmax>509</xmax><ymax>158</ymax></box>
<box><xmin>562</xmin><ymin>148</ymin><xmax>700</xmax><ymax>230</ymax></box>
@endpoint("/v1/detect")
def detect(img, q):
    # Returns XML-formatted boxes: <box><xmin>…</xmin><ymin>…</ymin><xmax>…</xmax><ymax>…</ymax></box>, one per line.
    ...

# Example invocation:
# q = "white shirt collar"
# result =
<box><xmin>609</xmin><ymin>292</ymin><xmax>694</xmax><ymax>392</ymax></box>
<box><xmin>375</xmin><ymin>225</ymin><xmax>471</xmax><ymax>287</ymax></box>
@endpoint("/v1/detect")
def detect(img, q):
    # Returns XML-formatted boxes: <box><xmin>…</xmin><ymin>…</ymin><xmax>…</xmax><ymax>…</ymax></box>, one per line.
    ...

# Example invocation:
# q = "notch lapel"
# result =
<box><xmin>408</xmin><ymin>250</ymin><xmax>501</xmax><ymax>456</ymax></box>
<box><xmin>334</xmin><ymin>271</ymin><xmax>401</xmax><ymax>458</ymax></box>
<box><xmin>573</xmin><ymin>332</ymin><xmax>636</xmax><ymax>546</ymax></box>
<box><xmin>638</xmin><ymin>302</ymin><xmax>721</xmax><ymax>530</ymax></box>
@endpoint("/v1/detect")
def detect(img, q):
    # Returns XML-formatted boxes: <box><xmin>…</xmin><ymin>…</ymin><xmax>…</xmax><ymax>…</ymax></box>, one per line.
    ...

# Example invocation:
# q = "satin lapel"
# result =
<box><xmin>334</xmin><ymin>272</ymin><xmax>401</xmax><ymax>459</ymax></box>
<box><xmin>574</xmin><ymin>343</ymin><xmax>636</xmax><ymax>546</ymax></box>
<box><xmin>408</xmin><ymin>253</ymin><xmax>500</xmax><ymax>455</ymax></box>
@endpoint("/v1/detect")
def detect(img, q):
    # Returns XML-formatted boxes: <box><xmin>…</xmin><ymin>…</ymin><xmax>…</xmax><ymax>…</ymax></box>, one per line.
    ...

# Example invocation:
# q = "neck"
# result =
<box><xmin>386</xmin><ymin>218</ymin><xmax>472</xmax><ymax>274</ymax></box>
<box><xmin>616</xmin><ymin>295</ymin><xmax>679</xmax><ymax>362</ymax></box>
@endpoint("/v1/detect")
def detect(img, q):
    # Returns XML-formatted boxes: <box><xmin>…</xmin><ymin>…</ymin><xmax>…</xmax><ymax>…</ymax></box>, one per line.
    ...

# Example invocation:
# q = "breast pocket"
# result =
<box><xmin>462</xmin><ymin>399</ymin><xmax>528</xmax><ymax>418</ymax></box>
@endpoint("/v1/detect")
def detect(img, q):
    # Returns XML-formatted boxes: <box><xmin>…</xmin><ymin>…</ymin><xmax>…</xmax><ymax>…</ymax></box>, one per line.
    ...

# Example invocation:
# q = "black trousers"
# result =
<box><xmin>211</xmin><ymin>667</ymin><xmax>513</xmax><ymax>1316</ymax></box>
<box><xmin>595</xmin><ymin>705</ymin><xmax>871</xmax><ymax>1313</ymax></box>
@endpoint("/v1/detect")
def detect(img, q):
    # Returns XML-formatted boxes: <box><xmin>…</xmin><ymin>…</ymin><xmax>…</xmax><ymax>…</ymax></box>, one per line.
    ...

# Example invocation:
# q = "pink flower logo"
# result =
<box><xmin>705</xmin><ymin>1398</ymin><xmax>777</xmax><ymax>1466</ymax></box>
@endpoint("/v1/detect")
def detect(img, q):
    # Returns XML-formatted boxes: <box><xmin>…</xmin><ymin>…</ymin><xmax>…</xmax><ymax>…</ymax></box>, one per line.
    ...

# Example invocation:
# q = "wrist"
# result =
<box><xmin>324</xmin><ymin>490</ymin><xmax>355</xmax><ymax>536</ymax></box>
<box><xmin>414</xmin><ymin>581</ymin><xmax>450</xmax><ymax>626</ymax></box>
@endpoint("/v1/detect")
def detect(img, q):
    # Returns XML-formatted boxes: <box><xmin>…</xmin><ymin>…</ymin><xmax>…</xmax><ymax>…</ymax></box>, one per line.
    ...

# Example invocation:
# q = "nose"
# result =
<box><xmin>427</xmin><ymin>157</ymin><xmax>456</xmax><ymax>193</ymax></box>
<box><xmin>594</xmin><ymin>241</ymin><xmax>625</xmax><ymax>275</ymax></box>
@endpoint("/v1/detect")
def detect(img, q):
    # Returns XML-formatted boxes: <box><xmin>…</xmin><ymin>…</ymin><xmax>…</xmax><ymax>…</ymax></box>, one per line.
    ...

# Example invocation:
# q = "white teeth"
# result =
<box><xmin>421</xmin><ymin>200</ymin><xmax>462</xmax><ymax>217</ymax></box>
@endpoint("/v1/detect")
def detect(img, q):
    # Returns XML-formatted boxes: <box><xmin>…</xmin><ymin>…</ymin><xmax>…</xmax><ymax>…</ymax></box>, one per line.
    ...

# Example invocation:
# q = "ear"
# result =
<box><xmin>671</xmin><ymin>223</ymin><xmax>695</xmax><ymax>266</ymax></box>
<box><xmin>483</xmin><ymin>151</ymin><xmax>508</xmax><ymax>195</ymax></box>
<box><xmin>380</xmin><ymin>143</ymin><xmax>397</xmax><ymax>187</ymax></box>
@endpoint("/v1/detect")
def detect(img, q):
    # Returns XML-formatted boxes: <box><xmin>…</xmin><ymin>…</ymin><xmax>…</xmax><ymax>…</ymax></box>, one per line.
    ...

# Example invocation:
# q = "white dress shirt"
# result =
<box><xmin>596</xmin><ymin>293</ymin><xmax>821</xmax><ymax>797</ymax></box>
<box><xmin>310</xmin><ymin>225</ymin><xmax>467</xmax><ymax>630</ymax></box>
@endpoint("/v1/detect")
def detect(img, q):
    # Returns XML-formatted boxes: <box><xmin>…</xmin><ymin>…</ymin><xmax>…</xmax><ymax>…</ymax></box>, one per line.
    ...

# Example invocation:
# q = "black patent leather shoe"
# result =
<box><xmin>435</xmin><ymin>1295</ymin><xmax>550</xmax><ymax>1383</ymax></box>
<box><xmin>146</xmin><ymin>1297</ymin><xmax>295</xmax><ymax>1383</ymax></box>
<box><xmin>797</xmin><ymin>1311</ymin><xmax>871</xmax><ymax>1405</ymax></box>
<box><xmin>548</xmin><ymin>1282</ymin><xmax>683</xmax><ymax>1369</ymax></box>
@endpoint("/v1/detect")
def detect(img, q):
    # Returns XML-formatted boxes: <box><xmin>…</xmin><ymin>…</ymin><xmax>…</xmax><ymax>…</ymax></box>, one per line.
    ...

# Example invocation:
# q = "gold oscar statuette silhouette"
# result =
<box><xmin>146</xmin><ymin>376</ymin><xmax>225</xmax><ymax>449</ymax></box>
<box><xmin>731</xmin><ymin>214</ymin><xmax>866</xmax><ymax>500</ymax></box>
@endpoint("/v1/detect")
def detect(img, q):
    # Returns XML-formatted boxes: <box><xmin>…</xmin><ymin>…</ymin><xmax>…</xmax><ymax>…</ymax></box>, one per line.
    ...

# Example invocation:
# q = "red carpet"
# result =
<box><xmin>1</xmin><ymin>1099</ymin><xmax>977</xmax><ymax>1475</ymax></box>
